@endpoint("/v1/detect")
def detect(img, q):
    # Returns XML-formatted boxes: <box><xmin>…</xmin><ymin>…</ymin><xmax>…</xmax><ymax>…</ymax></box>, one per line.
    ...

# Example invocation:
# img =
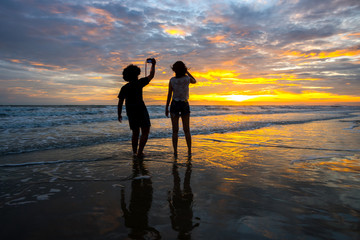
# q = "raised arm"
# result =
<box><xmin>186</xmin><ymin>70</ymin><xmax>196</xmax><ymax>84</ymax></box>
<box><xmin>165</xmin><ymin>81</ymin><xmax>173</xmax><ymax>117</ymax></box>
<box><xmin>147</xmin><ymin>58</ymin><xmax>157</xmax><ymax>81</ymax></box>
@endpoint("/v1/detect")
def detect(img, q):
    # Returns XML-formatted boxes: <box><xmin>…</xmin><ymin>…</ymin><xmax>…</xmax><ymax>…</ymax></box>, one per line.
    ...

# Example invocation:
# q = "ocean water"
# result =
<box><xmin>1</xmin><ymin>105</ymin><xmax>359</xmax><ymax>157</ymax></box>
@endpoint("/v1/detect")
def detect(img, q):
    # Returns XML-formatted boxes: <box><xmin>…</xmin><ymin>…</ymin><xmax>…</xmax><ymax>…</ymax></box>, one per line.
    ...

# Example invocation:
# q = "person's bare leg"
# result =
<box><xmin>171</xmin><ymin>114</ymin><xmax>180</xmax><ymax>156</ymax></box>
<box><xmin>131</xmin><ymin>128</ymin><xmax>140</xmax><ymax>155</ymax></box>
<box><xmin>181</xmin><ymin>114</ymin><xmax>192</xmax><ymax>155</ymax></box>
<box><xmin>137</xmin><ymin>126</ymin><xmax>150</xmax><ymax>157</ymax></box>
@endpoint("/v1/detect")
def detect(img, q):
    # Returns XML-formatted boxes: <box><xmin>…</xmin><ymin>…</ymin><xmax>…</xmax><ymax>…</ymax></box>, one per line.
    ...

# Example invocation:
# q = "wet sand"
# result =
<box><xmin>1</xmin><ymin>117</ymin><xmax>359</xmax><ymax>239</ymax></box>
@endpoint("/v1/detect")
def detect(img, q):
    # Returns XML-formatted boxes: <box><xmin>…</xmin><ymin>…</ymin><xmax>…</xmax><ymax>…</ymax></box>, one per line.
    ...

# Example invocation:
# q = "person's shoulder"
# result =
<box><xmin>118</xmin><ymin>83</ymin><xmax>128</xmax><ymax>98</ymax></box>
<box><xmin>121</xmin><ymin>82</ymin><xmax>129</xmax><ymax>89</ymax></box>
<box><xmin>139</xmin><ymin>77</ymin><xmax>150</xmax><ymax>83</ymax></box>
<box><xmin>138</xmin><ymin>77</ymin><xmax>150</xmax><ymax>86</ymax></box>
<box><xmin>178</xmin><ymin>76</ymin><xmax>189</xmax><ymax>81</ymax></box>
<box><xmin>181</xmin><ymin>75</ymin><xmax>190</xmax><ymax>83</ymax></box>
<box><xmin>169</xmin><ymin>77</ymin><xmax>177</xmax><ymax>83</ymax></box>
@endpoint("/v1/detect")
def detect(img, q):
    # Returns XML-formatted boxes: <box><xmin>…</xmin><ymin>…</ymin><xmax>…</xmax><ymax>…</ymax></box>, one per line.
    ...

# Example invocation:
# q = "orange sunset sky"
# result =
<box><xmin>0</xmin><ymin>0</ymin><xmax>359</xmax><ymax>105</ymax></box>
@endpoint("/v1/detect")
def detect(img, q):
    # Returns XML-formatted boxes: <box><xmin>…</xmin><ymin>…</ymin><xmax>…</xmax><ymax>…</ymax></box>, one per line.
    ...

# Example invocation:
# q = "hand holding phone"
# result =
<box><xmin>146</xmin><ymin>58</ymin><xmax>156</xmax><ymax>64</ymax></box>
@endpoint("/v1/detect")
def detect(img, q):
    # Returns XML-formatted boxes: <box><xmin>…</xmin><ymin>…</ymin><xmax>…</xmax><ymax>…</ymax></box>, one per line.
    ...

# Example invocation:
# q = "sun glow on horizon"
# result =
<box><xmin>190</xmin><ymin>94</ymin><xmax>259</xmax><ymax>102</ymax></box>
<box><xmin>225</xmin><ymin>94</ymin><xmax>260</xmax><ymax>102</ymax></box>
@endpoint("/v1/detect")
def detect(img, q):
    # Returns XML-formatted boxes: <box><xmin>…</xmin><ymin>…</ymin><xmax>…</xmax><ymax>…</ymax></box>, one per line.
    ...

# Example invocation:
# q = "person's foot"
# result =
<box><xmin>136</xmin><ymin>152</ymin><xmax>145</xmax><ymax>158</ymax></box>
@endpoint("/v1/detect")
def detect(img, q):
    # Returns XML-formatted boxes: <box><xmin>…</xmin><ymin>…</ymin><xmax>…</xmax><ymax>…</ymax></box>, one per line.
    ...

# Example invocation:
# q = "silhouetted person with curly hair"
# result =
<box><xmin>118</xmin><ymin>59</ymin><xmax>156</xmax><ymax>157</ymax></box>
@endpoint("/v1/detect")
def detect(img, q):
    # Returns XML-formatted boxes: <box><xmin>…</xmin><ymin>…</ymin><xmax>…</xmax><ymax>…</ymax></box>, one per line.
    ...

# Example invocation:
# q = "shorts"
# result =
<box><xmin>170</xmin><ymin>100</ymin><xmax>190</xmax><ymax>116</ymax></box>
<box><xmin>126</xmin><ymin>105</ymin><xmax>151</xmax><ymax>130</ymax></box>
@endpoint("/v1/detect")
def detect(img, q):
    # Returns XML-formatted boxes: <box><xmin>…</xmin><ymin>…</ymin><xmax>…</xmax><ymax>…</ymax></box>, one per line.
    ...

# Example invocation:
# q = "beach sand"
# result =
<box><xmin>1</xmin><ymin>117</ymin><xmax>359</xmax><ymax>239</ymax></box>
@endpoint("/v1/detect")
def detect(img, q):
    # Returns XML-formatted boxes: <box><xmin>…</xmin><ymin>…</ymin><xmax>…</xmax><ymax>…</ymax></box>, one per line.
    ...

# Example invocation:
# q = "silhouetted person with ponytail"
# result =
<box><xmin>165</xmin><ymin>61</ymin><xmax>196</xmax><ymax>156</ymax></box>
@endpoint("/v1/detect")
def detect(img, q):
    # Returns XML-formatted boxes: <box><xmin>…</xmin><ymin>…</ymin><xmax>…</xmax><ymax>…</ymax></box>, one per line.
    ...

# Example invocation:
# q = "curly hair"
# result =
<box><xmin>122</xmin><ymin>64</ymin><xmax>141</xmax><ymax>82</ymax></box>
<box><xmin>171</xmin><ymin>61</ymin><xmax>187</xmax><ymax>78</ymax></box>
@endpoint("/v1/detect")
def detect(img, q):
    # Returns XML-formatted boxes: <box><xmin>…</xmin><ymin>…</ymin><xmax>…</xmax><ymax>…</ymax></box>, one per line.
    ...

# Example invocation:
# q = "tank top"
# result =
<box><xmin>170</xmin><ymin>76</ymin><xmax>190</xmax><ymax>101</ymax></box>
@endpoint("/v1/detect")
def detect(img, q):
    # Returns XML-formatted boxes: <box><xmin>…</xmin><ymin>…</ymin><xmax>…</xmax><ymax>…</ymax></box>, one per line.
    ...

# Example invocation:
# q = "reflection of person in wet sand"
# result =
<box><xmin>121</xmin><ymin>159</ymin><xmax>160</xmax><ymax>239</ymax></box>
<box><xmin>168</xmin><ymin>158</ymin><xmax>199</xmax><ymax>239</ymax></box>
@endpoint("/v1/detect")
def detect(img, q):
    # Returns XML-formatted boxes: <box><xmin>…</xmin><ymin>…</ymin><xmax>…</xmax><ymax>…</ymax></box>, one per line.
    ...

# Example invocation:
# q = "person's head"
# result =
<box><xmin>122</xmin><ymin>64</ymin><xmax>141</xmax><ymax>82</ymax></box>
<box><xmin>171</xmin><ymin>61</ymin><xmax>187</xmax><ymax>78</ymax></box>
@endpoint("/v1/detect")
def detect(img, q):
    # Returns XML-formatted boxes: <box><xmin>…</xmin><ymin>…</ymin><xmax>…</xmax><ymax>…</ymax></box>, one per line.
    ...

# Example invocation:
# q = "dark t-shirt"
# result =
<box><xmin>118</xmin><ymin>77</ymin><xmax>151</xmax><ymax>129</ymax></box>
<box><xmin>118</xmin><ymin>77</ymin><xmax>150</xmax><ymax>107</ymax></box>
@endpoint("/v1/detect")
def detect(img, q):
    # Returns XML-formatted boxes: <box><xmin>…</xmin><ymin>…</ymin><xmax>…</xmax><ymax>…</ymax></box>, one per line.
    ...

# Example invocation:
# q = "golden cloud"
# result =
<box><xmin>86</xmin><ymin>6</ymin><xmax>117</xmax><ymax>29</ymax></box>
<box><xmin>192</xmin><ymin>70</ymin><xmax>239</xmax><ymax>81</ymax></box>
<box><xmin>283</xmin><ymin>46</ymin><xmax>360</xmax><ymax>59</ymax></box>
<box><xmin>207</xmin><ymin>35</ymin><xmax>229</xmax><ymax>44</ymax></box>
<box><xmin>161</xmin><ymin>25</ymin><xmax>189</xmax><ymax>36</ymax></box>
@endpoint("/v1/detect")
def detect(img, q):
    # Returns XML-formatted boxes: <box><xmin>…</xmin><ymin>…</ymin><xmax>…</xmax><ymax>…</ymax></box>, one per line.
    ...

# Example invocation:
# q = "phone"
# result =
<box><xmin>146</xmin><ymin>58</ymin><xmax>153</xmax><ymax>63</ymax></box>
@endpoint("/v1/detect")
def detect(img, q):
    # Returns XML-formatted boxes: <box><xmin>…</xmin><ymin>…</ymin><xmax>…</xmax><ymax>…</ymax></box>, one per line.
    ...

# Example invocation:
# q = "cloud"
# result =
<box><xmin>0</xmin><ymin>0</ymin><xmax>359</xmax><ymax>104</ymax></box>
